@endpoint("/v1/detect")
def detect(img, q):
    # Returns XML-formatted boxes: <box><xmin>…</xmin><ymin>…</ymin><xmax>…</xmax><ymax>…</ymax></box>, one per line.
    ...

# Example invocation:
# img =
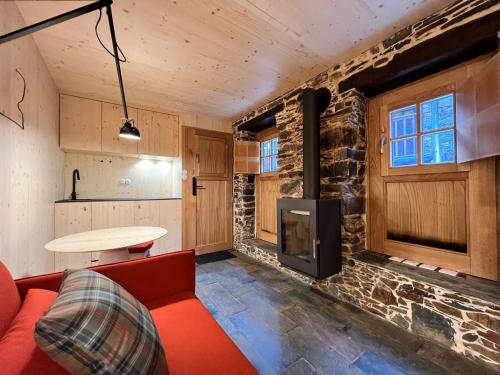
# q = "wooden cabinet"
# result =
<box><xmin>102</xmin><ymin>102</ymin><xmax>139</xmax><ymax>155</ymax></box>
<box><xmin>59</xmin><ymin>94</ymin><xmax>180</xmax><ymax>157</ymax></box>
<box><xmin>91</xmin><ymin>201</ymin><xmax>135</xmax><ymax>229</ymax></box>
<box><xmin>137</xmin><ymin>109</ymin><xmax>153</xmax><ymax>155</ymax></box>
<box><xmin>158</xmin><ymin>200</ymin><xmax>181</xmax><ymax>256</ymax></box>
<box><xmin>156</xmin><ymin>112</ymin><xmax>179</xmax><ymax>157</ymax></box>
<box><xmin>60</xmin><ymin>95</ymin><xmax>101</xmax><ymax>152</ymax></box>
<box><xmin>54</xmin><ymin>200</ymin><xmax>182</xmax><ymax>271</ymax></box>
<box><xmin>54</xmin><ymin>202</ymin><xmax>92</xmax><ymax>271</ymax></box>
<box><xmin>138</xmin><ymin>110</ymin><xmax>179</xmax><ymax>157</ymax></box>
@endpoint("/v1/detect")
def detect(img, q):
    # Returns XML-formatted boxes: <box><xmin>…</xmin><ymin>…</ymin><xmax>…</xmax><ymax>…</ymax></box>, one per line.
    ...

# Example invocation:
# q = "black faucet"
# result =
<box><xmin>71</xmin><ymin>169</ymin><xmax>80</xmax><ymax>200</ymax></box>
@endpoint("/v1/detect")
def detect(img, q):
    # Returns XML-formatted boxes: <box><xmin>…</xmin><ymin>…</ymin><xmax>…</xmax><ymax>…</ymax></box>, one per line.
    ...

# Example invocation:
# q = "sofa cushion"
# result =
<box><xmin>150</xmin><ymin>292</ymin><xmax>257</xmax><ymax>375</ymax></box>
<box><xmin>0</xmin><ymin>262</ymin><xmax>21</xmax><ymax>338</ymax></box>
<box><xmin>35</xmin><ymin>269</ymin><xmax>168</xmax><ymax>375</ymax></box>
<box><xmin>0</xmin><ymin>288</ymin><xmax>67</xmax><ymax>374</ymax></box>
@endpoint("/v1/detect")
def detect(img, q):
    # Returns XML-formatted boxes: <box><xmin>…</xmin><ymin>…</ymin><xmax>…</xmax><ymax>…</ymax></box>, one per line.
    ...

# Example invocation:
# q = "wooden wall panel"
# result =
<box><xmin>0</xmin><ymin>2</ymin><xmax>64</xmax><ymax>278</ymax></box>
<box><xmin>386</xmin><ymin>180</ymin><xmax>467</xmax><ymax>251</ymax></box>
<box><xmin>63</xmin><ymin>153</ymin><xmax>174</xmax><ymax>199</ymax></box>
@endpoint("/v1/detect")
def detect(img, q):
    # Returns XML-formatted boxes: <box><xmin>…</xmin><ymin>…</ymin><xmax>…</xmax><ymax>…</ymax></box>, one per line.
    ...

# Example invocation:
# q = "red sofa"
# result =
<box><xmin>0</xmin><ymin>250</ymin><xmax>257</xmax><ymax>375</ymax></box>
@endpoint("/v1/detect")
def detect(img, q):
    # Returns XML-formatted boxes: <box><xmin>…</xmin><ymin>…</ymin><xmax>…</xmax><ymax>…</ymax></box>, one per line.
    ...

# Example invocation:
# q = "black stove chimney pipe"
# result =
<box><xmin>302</xmin><ymin>87</ymin><xmax>331</xmax><ymax>200</ymax></box>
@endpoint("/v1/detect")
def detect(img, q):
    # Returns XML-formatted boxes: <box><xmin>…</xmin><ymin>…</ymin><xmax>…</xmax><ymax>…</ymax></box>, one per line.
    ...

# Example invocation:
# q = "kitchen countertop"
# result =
<box><xmin>55</xmin><ymin>198</ymin><xmax>181</xmax><ymax>203</ymax></box>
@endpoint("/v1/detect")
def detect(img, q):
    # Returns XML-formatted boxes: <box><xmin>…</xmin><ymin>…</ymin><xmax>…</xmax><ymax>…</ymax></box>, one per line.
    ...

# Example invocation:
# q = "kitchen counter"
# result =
<box><xmin>55</xmin><ymin>198</ymin><xmax>181</xmax><ymax>203</ymax></box>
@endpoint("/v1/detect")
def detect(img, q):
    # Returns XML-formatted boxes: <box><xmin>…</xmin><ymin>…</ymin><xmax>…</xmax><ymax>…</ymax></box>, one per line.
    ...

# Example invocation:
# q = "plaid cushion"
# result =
<box><xmin>35</xmin><ymin>269</ymin><xmax>168</xmax><ymax>375</ymax></box>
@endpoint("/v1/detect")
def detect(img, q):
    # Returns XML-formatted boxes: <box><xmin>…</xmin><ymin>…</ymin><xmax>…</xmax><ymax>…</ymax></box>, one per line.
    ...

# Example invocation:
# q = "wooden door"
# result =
<box><xmin>182</xmin><ymin>127</ymin><xmax>233</xmax><ymax>254</ymax></box>
<box><xmin>367</xmin><ymin>58</ymin><xmax>497</xmax><ymax>280</ymax></box>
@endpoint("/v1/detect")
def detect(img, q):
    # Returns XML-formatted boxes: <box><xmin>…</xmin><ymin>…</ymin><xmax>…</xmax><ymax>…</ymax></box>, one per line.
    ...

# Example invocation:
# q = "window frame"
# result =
<box><xmin>381</xmin><ymin>84</ymin><xmax>464</xmax><ymax>177</ymax></box>
<box><xmin>258</xmin><ymin>127</ymin><xmax>279</xmax><ymax>175</ymax></box>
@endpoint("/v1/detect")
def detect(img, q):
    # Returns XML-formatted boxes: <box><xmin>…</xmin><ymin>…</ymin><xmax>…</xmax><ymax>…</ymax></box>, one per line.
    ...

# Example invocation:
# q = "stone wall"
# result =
<box><xmin>232</xmin><ymin>0</ymin><xmax>499</xmax><ymax>369</ymax></box>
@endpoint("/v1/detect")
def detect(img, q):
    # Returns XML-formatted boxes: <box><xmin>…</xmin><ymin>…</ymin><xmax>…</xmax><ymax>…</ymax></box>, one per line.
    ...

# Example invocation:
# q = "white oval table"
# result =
<box><xmin>45</xmin><ymin>226</ymin><xmax>167</xmax><ymax>265</ymax></box>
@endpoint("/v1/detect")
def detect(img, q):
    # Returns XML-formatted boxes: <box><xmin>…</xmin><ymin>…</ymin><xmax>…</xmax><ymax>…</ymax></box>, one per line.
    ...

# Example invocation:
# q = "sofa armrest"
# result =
<box><xmin>15</xmin><ymin>250</ymin><xmax>196</xmax><ymax>305</ymax></box>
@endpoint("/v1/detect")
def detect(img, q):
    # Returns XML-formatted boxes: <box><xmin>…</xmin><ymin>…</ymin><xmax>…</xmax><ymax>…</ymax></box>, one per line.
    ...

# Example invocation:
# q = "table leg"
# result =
<box><xmin>95</xmin><ymin>248</ymin><xmax>130</xmax><ymax>265</ymax></box>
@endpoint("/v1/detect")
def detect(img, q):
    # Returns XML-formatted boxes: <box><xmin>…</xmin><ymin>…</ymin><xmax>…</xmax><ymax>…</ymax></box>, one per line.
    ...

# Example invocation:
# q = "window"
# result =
<box><xmin>389</xmin><ymin>93</ymin><xmax>456</xmax><ymax>168</ymax></box>
<box><xmin>261</xmin><ymin>137</ymin><xmax>278</xmax><ymax>173</ymax></box>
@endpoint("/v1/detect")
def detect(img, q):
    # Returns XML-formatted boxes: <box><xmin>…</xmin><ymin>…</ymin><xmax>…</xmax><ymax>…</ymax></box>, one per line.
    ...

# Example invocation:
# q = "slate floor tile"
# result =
<box><xmin>281</xmin><ymin>358</ymin><xmax>316</xmax><ymax>375</ymax></box>
<box><xmin>230</xmin><ymin>310</ymin><xmax>300</xmax><ymax>372</ymax></box>
<box><xmin>353</xmin><ymin>351</ymin><xmax>408</xmax><ymax>375</ymax></box>
<box><xmin>199</xmin><ymin>282</ymin><xmax>247</xmax><ymax>316</ymax></box>
<box><xmin>195</xmin><ymin>254</ymin><xmax>493</xmax><ymax>375</ymax></box>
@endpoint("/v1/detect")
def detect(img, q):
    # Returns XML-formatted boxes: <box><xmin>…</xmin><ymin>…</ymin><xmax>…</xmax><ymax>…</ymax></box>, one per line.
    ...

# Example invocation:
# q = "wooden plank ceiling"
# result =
<box><xmin>15</xmin><ymin>0</ymin><xmax>450</xmax><ymax>119</ymax></box>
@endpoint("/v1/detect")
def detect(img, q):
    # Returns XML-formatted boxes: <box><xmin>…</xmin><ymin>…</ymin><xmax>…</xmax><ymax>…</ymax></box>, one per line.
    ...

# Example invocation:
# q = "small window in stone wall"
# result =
<box><xmin>390</xmin><ymin>93</ymin><xmax>456</xmax><ymax>168</ymax></box>
<box><xmin>261</xmin><ymin>137</ymin><xmax>278</xmax><ymax>173</ymax></box>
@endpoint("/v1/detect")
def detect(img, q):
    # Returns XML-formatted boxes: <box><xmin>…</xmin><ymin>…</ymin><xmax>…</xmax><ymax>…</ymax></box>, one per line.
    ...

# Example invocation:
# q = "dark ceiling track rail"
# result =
<box><xmin>0</xmin><ymin>0</ymin><xmax>129</xmax><ymax>120</ymax></box>
<box><xmin>0</xmin><ymin>0</ymin><xmax>111</xmax><ymax>45</ymax></box>
<box><xmin>104</xmin><ymin>4</ymin><xmax>128</xmax><ymax>119</ymax></box>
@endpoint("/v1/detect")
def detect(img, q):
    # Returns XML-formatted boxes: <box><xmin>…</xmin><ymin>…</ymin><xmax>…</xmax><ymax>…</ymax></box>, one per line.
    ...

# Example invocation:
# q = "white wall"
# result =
<box><xmin>0</xmin><ymin>2</ymin><xmax>64</xmax><ymax>278</ymax></box>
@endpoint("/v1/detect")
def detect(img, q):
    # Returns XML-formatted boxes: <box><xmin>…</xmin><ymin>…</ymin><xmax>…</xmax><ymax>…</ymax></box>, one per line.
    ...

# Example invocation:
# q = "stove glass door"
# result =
<box><xmin>282</xmin><ymin>209</ymin><xmax>313</xmax><ymax>262</ymax></box>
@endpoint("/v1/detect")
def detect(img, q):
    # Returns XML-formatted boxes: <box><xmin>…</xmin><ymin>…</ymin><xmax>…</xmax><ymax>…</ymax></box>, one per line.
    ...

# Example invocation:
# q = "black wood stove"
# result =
<box><xmin>277</xmin><ymin>88</ymin><xmax>341</xmax><ymax>279</ymax></box>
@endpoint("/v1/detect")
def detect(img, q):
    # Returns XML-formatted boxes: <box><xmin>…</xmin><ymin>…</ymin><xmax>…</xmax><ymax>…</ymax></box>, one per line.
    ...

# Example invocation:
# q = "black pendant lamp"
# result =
<box><xmin>119</xmin><ymin>119</ymin><xmax>140</xmax><ymax>140</ymax></box>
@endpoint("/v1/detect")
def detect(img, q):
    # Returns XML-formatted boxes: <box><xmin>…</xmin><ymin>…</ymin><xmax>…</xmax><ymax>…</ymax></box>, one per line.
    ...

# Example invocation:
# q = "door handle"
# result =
<box><xmin>192</xmin><ymin>177</ymin><xmax>205</xmax><ymax>196</ymax></box>
<box><xmin>312</xmin><ymin>239</ymin><xmax>320</xmax><ymax>259</ymax></box>
<box><xmin>380</xmin><ymin>136</ymin><xmax>387</xmax><ymax>154</ymax></box>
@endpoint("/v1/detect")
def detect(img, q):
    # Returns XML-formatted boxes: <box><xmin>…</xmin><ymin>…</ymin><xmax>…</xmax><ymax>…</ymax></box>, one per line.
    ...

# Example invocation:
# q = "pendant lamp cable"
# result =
<box><xmin>0</xmin><ymin>69</ymin><xmax>26</xmax><ymax>130</ymax></box>
<box><xmin>95</xmin><ymin>8</ymin><xmax>127</xmax><ymax>62</ymax></box>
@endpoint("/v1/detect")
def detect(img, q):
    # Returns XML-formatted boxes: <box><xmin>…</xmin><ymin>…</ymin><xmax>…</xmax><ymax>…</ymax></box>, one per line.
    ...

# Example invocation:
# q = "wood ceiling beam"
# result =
<box><xmin>338</xmin><ymin>10</ymin><xmax>500</xmax><ymax>97</ymax></box>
